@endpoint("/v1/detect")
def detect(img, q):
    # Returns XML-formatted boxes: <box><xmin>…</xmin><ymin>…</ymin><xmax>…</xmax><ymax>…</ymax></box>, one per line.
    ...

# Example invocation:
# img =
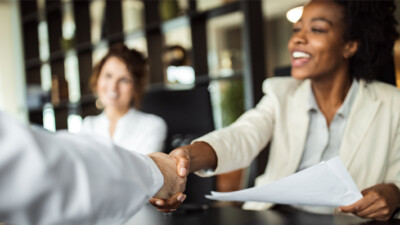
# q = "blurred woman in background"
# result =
<box><xmin>81</xmin><ymin>44</ymin><xmax>167</xmax><ymax>155</ymax></box>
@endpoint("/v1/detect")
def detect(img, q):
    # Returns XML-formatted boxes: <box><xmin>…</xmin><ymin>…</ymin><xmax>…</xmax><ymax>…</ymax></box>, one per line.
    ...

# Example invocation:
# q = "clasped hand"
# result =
<box><xmin>148</xmin><ymin>149</ymin><xmax>190</xmax><ymax>212</ymax></box>
<box><xmin>149</xmin><ymin>147</ymin><xmax>190</xmax><ymax>213</ymax></box>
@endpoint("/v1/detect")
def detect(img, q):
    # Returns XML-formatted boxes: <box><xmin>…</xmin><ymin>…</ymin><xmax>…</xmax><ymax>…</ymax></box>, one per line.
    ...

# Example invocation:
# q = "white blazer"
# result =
<box><xmin>0</xmin><ymin>112</ymin><xmax>163</xmax><ymax>225</ymax></box>
<box><xmin>196</xmin><ymin>77</ymin><xmax>400</xmax><ymax>212</ymax></box>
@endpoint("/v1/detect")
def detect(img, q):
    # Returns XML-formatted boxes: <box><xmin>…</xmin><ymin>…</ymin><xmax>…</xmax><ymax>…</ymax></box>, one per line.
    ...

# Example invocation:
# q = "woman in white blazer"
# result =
<box><xmin>150</xmin><ymin>0</ymin><xmax>400</xmax><ymax>221</ymax></box>
<box><xmin>80</xmin><ymin>44</ymin><xmax>167</xmax><ymax>155</ymax></box>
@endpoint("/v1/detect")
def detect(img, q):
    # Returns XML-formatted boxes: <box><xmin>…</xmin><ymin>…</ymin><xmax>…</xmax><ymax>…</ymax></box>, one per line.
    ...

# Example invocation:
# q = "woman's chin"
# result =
<box><xmin>291</xmin><ymin>73</ymin><xmax>309</xmax><ymax>80</ymax></box>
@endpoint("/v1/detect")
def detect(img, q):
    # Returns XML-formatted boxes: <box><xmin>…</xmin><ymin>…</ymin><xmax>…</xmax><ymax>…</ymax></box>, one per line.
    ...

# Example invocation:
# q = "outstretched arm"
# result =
<box><xmin>0</xmin><ymin>112</ymin><xmax>181</xmax><ymax>224</ymax></box>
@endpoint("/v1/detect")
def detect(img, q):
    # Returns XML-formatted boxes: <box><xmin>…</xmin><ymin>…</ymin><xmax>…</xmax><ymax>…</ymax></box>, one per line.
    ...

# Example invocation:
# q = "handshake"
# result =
<box><xmin>148</xmin><ymin>148</ymin><xmax>190</xmax><ymax>212</ymax></box>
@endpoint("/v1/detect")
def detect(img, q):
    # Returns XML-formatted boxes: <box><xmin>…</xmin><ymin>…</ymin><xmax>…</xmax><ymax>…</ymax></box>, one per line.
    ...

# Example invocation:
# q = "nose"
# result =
<box><xmin>290</xmin><ymin>30</ymin><xmax>307</xmax><ymax>46</ymax></box>
<box><xmin>109</xmin><ymin>78</ymin><xmax>119</xmax><ymax>91</ymax></box>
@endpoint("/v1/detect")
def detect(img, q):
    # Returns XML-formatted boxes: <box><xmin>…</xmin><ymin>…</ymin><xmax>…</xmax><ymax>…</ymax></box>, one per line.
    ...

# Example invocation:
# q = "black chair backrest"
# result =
<box><xmin>141</xmin><ymin>82</ymin><xmax>215</xmax><ymax>205</ymax></box>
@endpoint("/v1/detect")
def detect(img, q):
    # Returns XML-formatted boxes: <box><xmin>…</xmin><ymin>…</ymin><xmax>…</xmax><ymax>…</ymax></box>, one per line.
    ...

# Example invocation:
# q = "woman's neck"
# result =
<box><xmin>104</xmin><ymin>107</ymin><xmax>130</xmax><ymax>137</ymax></box>
<box><xmin>310</xmin><ymin>71</ymin><xmax>352</xmax><ymax>126</ymax></box>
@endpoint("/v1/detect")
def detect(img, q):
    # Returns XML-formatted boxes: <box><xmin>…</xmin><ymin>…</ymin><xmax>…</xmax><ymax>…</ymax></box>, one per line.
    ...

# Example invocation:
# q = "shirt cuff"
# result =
<box><xmin>143</xmin><ymin>155</ymin><xmax>164</xmax><ymax>197</ymax></box>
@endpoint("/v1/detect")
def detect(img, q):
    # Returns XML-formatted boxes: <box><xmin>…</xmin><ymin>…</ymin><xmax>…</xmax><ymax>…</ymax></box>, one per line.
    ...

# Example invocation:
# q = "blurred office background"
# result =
<box><xmin>1</xmin><ymin>0</ymin><xmax>399</xmax><ymax>131</ymax></box>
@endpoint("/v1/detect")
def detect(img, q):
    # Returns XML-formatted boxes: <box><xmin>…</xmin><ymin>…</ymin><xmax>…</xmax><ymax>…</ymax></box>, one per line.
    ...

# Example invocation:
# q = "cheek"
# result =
<box><xmin>313</xmin><ymin>38</ymin><xmax>344</xmax><ymax>60</ymax></box>
<box><xmin>97</xmin><ymin>79</ymin><xmax>107</xmax><ymax>92</ymax></box>
<box><xmin>121</xmin><ymin>84</ymin><xmax>135</xmax><ymax>97</ymax></box>
<box><xmin>287</xmin><ymin>37</ymin><xmax>295</xmax><ymax>51</ymax></box>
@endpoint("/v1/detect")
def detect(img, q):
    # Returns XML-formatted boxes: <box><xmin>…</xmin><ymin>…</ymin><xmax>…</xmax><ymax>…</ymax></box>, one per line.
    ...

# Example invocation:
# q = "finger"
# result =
<box><xmin>149</xmin><ymin>198</ymin><xmax>166</xmax><ymax>208</ymax></box>
<box><xmin>340</xmin><ymin>189</ymin><xmax>380</xmax><ymax>213</ymax></box>
<box><xmin>177</xmin><ymin>156</ymin><xmax>189</xmax><ymax>177</ymax></box>
<box><xmin>150</xmin><ymin>193</ymin><xmax>185</xmax><ymax>210</ymax></box>
<box><xmin>170</xmin><ymin>148</ymin><xmax>190</xmax><ymax>177</ymax></box>
<box><xmin>360</xmin><ymin>209</ymin><xmax>391</xmax><ymax>221</ymax></box>
<box><xmin>163</xmin><ymin>193</ymin><xmax>186</xmax><ymax>208</ymax></box>
<box><xmin>355</xmin><ymin>202</ymin><xmax>382</xmax><ymax>217</ymax></box>
<box><xmin>160</xmin><ymin>194</ymin><xmax>186</xmax><ymax>213</ymax></box>
<box><xmin>339</xmin><ymin>199</ymin><xmax>368</xmax><ymax>213</ymax></box>
<box><xmin>151</xmin><ymin>193</ymin><xmax>186</xmax><ymax>213</ymax></box>
<box><xmin>339</xmin><ymin>201</ymin><xmax>361</xmax><ymax>213</ymax></box>
<box><xmin>356</xmin><ymin>199</ymin><xmax>390</xmax><ymax>219</ymax></box>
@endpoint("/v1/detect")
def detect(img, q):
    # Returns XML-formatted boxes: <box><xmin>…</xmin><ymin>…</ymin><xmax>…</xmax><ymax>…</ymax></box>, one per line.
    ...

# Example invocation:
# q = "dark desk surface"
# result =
<box><xmin>125</xmin><ymin>204</ymin><xmax>399</xmax><ymax>225</ymax></box>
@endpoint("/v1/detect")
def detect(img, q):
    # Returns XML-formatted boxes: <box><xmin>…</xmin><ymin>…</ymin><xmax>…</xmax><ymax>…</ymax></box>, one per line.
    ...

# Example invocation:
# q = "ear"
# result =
<box><xmin>343</xmin><ymin>40</ymin><xmax>359</xmax><ymax>59</ymax></box>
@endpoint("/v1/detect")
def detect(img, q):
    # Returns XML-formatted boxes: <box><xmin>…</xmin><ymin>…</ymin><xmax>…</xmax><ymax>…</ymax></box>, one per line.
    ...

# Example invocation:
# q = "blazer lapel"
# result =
<box><xmin>287</xmin><ymin>80</ymin><xmax>311</xmax><ymax>174</ymax></box>
<box><xmin>340</xmin><ymin>80</ymin><xmax>381</xmax><ymax>167</ymax></box>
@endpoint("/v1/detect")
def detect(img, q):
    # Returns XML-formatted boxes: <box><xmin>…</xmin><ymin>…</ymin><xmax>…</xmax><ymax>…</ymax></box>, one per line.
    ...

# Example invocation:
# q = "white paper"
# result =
<box><xmin>206</xmin><ymin>156</ymin><xmax>362</xmax><ymax>207</ymax></box>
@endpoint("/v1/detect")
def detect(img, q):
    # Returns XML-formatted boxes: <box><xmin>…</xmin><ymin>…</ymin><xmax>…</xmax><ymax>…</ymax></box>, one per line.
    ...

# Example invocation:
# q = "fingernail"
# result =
<box><xmin>180</xmin><ymin>195</ymin><xmax>187</xmax><ymax>203</ymax></box>
<box><xmin>156</xmin><ymin>201</ymin><xmax>163</xmax><ymax>206</ymax></box>
<box><xmin>180</xmin><ymin>168</ymin><xmax>187</xmax><ymax>176</ymax></box>
<box><xmin>177</xmin><ymin>194</ymin><xmax>184</xmax><ymax>201</ymax></box>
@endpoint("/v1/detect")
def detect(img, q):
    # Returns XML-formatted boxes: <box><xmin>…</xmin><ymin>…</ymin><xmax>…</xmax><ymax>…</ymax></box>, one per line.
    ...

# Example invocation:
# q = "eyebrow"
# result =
<box><xmin>311</xmin><ymin>17</ymin><xmax>333</xmax><ymax>25</ymax></box>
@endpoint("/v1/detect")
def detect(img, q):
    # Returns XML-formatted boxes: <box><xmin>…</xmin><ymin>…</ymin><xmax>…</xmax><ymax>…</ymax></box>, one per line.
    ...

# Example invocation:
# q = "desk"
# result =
<box><xmin>125</xmin><ymin>204</ymin><xmax>399</xmax><ymax>225</ymax></box>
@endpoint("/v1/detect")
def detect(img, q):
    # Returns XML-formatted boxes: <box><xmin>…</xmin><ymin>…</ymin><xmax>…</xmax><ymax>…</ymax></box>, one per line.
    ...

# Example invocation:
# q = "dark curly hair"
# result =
<box><xmin>90</xmin><ymin>43</ymin><xmax>148</xmax><ymax>109</ymax></box>
<box><xmin>334</xmin><ymin>0</ymin><xmax>399</xmax><ymax>81</ymax></box>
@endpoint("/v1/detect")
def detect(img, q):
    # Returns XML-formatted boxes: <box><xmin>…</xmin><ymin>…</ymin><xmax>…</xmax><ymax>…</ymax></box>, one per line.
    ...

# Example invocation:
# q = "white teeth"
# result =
<box><xmin>292</xmin><ymin>51</ymin><xmax>310</xmax><ymax>59</ymax></box>
<box><xmin>107</xmin><ymin>92</ymin><xmax>118</xmax><ymax>99</ymax></box>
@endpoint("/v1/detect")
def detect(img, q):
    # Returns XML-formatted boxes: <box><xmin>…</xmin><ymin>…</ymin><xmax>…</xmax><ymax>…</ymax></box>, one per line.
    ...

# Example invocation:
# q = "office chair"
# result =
<box><xmin>141</xmin><ymin>82</ymin><xmax>215</xmax><ymax>205</ymax></box>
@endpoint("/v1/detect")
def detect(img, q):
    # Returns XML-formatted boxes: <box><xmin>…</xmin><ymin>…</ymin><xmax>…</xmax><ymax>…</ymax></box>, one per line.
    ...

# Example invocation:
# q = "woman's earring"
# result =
<box><xmin>95</xmin><ymin>98</ymin><xmax>104</xmax><ymax>109</ymax></box>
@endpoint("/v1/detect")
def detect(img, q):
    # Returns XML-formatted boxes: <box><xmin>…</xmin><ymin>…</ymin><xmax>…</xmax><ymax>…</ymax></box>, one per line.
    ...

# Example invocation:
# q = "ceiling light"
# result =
<box><xmin>286</xmin><ymin>6</ymin><xmax>303</xmax><ymax>23</ymax></box>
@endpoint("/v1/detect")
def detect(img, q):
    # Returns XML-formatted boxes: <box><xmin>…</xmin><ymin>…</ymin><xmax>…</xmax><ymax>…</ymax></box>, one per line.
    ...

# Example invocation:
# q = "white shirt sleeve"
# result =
<box><xmin>0</xmin><ymin>112</ymin><xmax>163</xmax><ymax>225</ymax></box>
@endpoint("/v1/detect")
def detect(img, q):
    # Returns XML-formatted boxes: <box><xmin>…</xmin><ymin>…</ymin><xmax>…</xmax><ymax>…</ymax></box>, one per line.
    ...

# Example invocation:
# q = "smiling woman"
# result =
<box><xmin>80</xmin><ymin>44</ymin><xmax>167</xmax><ymax>155</ymax></box>
<box><xmin>151</xmin><ymin>0</ymin><xmax>400</xmax><ymax>221</ymax></box>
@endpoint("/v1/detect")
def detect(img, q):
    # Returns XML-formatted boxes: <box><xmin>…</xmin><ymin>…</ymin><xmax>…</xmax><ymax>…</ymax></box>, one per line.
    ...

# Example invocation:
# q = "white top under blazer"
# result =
<box><xmin>81</xmin><ymin>108</ymin><xmax>167</xmax><ymax>155</ymax></box>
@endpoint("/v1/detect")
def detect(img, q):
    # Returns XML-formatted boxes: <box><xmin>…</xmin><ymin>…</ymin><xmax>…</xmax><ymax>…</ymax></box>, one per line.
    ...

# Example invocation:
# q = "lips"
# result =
<box><xmin>291</xmin><ymin>51</ymin><xmax>311</xmax><ymax>67</ymax></box>
<box><xmin>106</xmin><ymin>91</ymin><xmax>118</xmax><ymax>99</ymax></box>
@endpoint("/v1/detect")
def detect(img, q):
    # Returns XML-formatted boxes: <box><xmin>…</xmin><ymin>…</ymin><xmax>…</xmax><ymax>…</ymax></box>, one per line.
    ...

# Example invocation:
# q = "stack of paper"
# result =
<box><xmin>206</xmin><ymin>156</ymin><xmax>362</xmax><ymax>207</ymax></box>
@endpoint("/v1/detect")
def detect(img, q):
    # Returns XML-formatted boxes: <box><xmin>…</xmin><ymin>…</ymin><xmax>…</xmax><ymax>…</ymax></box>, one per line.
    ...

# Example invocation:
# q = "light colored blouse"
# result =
<box><xmin>81</xmin><ymin>108</ymin><xmax>167</xmax><ymax>155</ymax></box>
<box><xmin>294</xmin><ymin>79</ymin><xmax>359</xmax><ymax>214</ymax></box>
<box><xmin>298</xmin><ymin>79</ymin><xmax>359</xmax><ymax>172</ymax></box>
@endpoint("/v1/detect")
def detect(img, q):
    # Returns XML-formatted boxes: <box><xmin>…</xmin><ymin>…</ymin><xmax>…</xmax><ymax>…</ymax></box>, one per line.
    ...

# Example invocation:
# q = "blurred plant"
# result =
<box><xmin>159</xmin><ymin>0</ymin><xmax>179</xmax><ymax>21</ymax></box>
<box><xmin>220</xmin><ymin>79</ymin><xmax>244</xmax><ymax>127</ymax></box>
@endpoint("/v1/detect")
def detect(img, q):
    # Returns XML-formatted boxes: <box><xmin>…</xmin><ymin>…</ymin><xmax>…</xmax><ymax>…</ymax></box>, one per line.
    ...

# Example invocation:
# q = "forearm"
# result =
<box><xmin>0</xmin><ymin>113</ymin><xmax>163</xmax><ymax>224</ymax></box>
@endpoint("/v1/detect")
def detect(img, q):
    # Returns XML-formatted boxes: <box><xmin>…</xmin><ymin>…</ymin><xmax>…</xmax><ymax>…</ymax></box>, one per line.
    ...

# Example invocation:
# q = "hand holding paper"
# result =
<box><xmin>206</xmin><ymin>156</ymin><xmax>362</xmax><ymax>207</ymax></box>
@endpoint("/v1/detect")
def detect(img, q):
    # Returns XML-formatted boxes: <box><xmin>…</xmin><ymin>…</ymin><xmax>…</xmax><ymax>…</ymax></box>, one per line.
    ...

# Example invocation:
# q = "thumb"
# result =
<box><xmin>170</xmin><ymin>148</ymin><xmax>190</xmax><ymax>177</ymax></box>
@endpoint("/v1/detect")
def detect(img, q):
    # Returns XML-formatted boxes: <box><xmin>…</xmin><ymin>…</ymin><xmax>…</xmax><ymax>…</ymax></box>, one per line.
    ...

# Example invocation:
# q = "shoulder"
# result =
<box><xmin>81</xmin><ymin>114</ymin><xmax>103</xmax><ymax>132</ymax></box>
<box><xmin>364</xmin><ymin>80</ymin><xmax>400</xmax><ymax>104</ymax></box>
<box><xmin>83</xmin><ymin>114</ymin><xmax>102</xmax><ymax>123</ymax></box>
<box><xmin>82</xmin><ymin>114</ymin><xmax>100</xmax><ymax>126</ymax></box>
<box><xmin>366</xmin><ymin>80</ymin><xmax>400</xmax><ymax>95</ymax></box>
<box><xmin>363</xmin><ymin>80</ymin><xmax>400</xmax><ymax>117</ymax></box>
<box><xmin>262</xmin><ymin>77</ymin><xmax>304</xmax><ymax>97</ymax></box>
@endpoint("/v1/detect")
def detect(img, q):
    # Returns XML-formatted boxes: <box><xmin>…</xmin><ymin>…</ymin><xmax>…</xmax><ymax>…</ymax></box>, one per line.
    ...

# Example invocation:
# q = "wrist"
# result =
<box><xmin>188</xmin><ymin>142</ymin><xmax>217</xmax><ymax>172</ymax></box>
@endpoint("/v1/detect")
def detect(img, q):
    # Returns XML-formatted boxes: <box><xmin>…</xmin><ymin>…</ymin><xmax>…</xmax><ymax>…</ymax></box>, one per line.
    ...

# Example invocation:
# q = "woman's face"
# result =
<box><xmin>97</xmin><ymin>56</ymin><xmax>135</xmax><ymax>112</ymax></box>
<box><xmin>288</xmin><ymin>0</ymin><xmax>355</xmax><ymax>81</ymax></box>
